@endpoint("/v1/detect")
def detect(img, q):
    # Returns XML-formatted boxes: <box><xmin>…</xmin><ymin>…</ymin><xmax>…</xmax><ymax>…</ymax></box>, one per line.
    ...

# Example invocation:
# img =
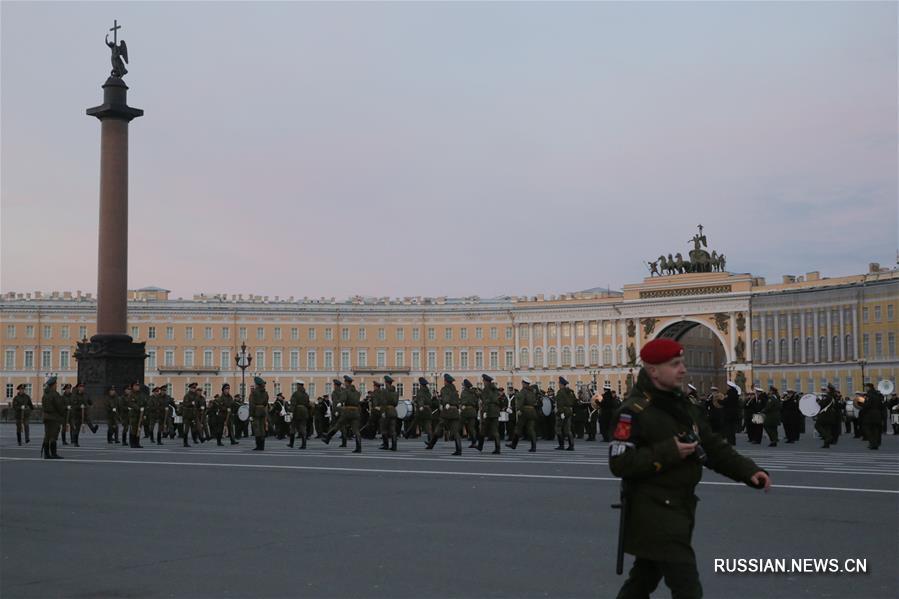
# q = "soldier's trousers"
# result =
<box><xmin>412</xmin><ymin>417</ymin><xmax>432</xmax><ymax>440</ymax></box>
<box><xmin>15</xmin><ymin>419</ymin><xmax>30</xmax><ymax>443</ymax></box>
<box><xmin>290</xmin><ymin>417</ymin><xmax>308</xmax><ymax>447</ymax></box>
<box><xmin>514</xmin><ymin>410</ymin><xmax>537</xmax><ymax>444</ymax></box>
<box><xmin>815</xmin><ymin>419</ymin><xmax>834</xmax><ymax>445</ymax></box>
<box><xmin>721</xmin><ymin>419</ymin><xmax>737</xmax><ymax>446</ymax></box>
<box><xmin>380</xmin><ymin>415</ymin><xmax>397</xmax><ymax>446</ymax></box>
<box><xmin>462</xmin><ymin>415</ymin><xmax>478</xmax><ymax>443</ymax></box>
<box><xmin>325</xmin><ymin>411</ymin><xmax>361</xmax><ymax>450</ymax></box>
<box><xmin>429</xmin><ymin>418</ymin><xmax>461</xmax><ymax>452</ymax></box>
<box><xmin>479</xmin><ymin>417</ymin><xmax>500</xmax><ymax>450</ymax></box>
<box><xmin>617</xmin><ymin>557</ymin><xmax>702</xmax><ymax>599</ymax></box>
<box><xmin>555</xmin><ymin>413</ymin><xmax>573</xmax><ymax>447</ymax></box>
<box><xmin>764</xmin><ymin>422</ymin><xmax>779</xmax><ymax>444</ymax></box>
<box><xmin>862</xmin><ymin>422</ymin><xmax>882</xmax><ymax>449</ymax></box>
<box><xmin>42</xmin><ymin>422</ymin><xmax>61</xmax><ymax>457</ymax></box>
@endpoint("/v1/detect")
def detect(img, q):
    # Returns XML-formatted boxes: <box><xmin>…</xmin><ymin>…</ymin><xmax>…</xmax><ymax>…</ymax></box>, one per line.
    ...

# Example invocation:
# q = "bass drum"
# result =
<box><xmin>798</xmin><ymin>394</ymin><xmax>820</xmax><ymax>417</ymax></box>
<box><xmin>541</xmin><ymin>397</ymin><xmax>553</xmax><ymax>417</ymax></box>
<box><xmin>396</xmin><ymin>400</ymin><xmax>414</xmax><ymax>420</ymax></box>
<box><xmin>237</xmin><ymin>403</ymin><xmax>250</xmax><ymax>422</ymax></box>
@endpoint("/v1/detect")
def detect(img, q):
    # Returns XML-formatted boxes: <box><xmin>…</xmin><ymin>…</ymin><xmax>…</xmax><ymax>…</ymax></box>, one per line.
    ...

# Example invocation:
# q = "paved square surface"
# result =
<box><xmin>2</xmin><ymin>425</ymin><xmax>896</xmax><ymax>598</ymax></box>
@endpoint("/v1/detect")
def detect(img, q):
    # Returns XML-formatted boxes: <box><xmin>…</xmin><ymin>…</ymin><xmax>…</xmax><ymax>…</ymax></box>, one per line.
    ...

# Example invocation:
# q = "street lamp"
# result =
<box><xmin>588</xmin><ymin>368</ymin><xmax>600</xmax><ymax>393</ymax></box>
<box><xmin>858</xmin><ymin>360</ymin><xmax>867</xmax><ymax>386</ymax></box>
<box><xmin>430</xmin><ymin>371</ymin><xmax>439</xmax><ymax>393</ymax></box>
<box><xmin>235</xmin><ymin>342</ymin><xmax>252</xmax><ymax>397</ymax></box>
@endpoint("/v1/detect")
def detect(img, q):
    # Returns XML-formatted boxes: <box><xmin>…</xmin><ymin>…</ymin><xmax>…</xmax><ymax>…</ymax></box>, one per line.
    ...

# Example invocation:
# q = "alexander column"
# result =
<box><xmin>76</xmin><ymin>20</ymin><xmax>146</xmax><ymax>409</ymax></box>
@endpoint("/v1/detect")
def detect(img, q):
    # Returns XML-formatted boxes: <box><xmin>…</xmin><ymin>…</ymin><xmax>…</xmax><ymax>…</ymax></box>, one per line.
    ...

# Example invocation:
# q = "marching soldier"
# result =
<box><xmin>60</xmin><ymin>383</ymin><xmax>74</xmax><ymax>445</ymax></box>
<box><xmin>313</xmin><ymin>394</ymin><xmax>329</xmax><ymax>438</ymax></box>
<box><xmin>859</xmin><ymin>383</ymin><xmax>884</xmax><ymax>449</ymax></box>
<box><xmin>554</xmin><ymin>377</ymin><xmax>576</xmax><ymax>451</ymax></box>
<box><xmin>722</xmin><ymin>381</ymin><xmax>741</xmax><ymax>445</ymax></box>
<box><xmin>609</xmin><ymin>338</ymin><xmax>770</xmax><ymax>599</ymax></box>
<box><xmin>128</xmin><ymin>382</ymin><xmax>148</xmax><ymax>448</ymax></box>
<box><xmin>321</xmin><ymin>376</ymin><xmax>362</xmax><ymax>453</ymax></box>
<box><xmin>574</xmin><ymin>386</ymin><xmax>590</xmax><ymax>439</ymax></box>
<box><xmin>181</xmin><ymin>383</ymin><xmax>199</xmax><ymax>447</ymax></box>
<box><xmin>12</xmin><ymin>384</ymin><xmax>34</xmax><ymax>446</ymax></box>
<box><xmin>272</xmin><ymin>393</ymin><xmax>288</xmax><ymax>439</ymax></box>
<box><xmin>762</xmin><ymin>387</ymin><xmax>782</xmax><ymax>446</ymax></box>
<box><xmin>412</xmin><ymin>377</ymin><xmax>434</xmax><ymax>442</ymax></box>
<box><xmin>814</xmin><ymin>387</ymin><xmax>839</xmax><ymax>448</ymax></box>
<box><xmin>218</xmin><ymin>383</ymin><xmax>238</xmax><ymax>445</ymax></box>
<box><xmin>157</xmin><ymin>386</ymin><xmax>176</xmax><ymax>444</ymax></box>
<box><xmin>426</xmin><ymin>374</ymin><xmax>462</xmax><ymax>455</ymax></box>
<box><xmin>105</xmin><ymin>386</ymin><xmax>120</xmax><ymax>444</ymax></box>
<box><xmin>506</xmin><ymin>378</ymin><xmax>538</xmax><ymax>452</ymax></box>
<box><xmin>119</xmin><ymin>386</ymin><xmax>132</xmax><ymax>446</ymax></box>
<box><xmin>288</xmin><ymin>381</ymin><xmax>310</xmax><ymax>449</ymax></box>
<box><xmin>460</xmin><ymin>379</ymin><xmax>480</xmax><ymax>449</ymax></box>
<box><xmin>250</xmin><ymin>377</ymin><xmax>271</xmax><ymax>451</ymax></box>
<box><xmin>781</xmin><ymin>389</ymin><xmax>801</xmax><ymax>443</ymax></box>
<box><xmin>371</xmin><ymin>380</ymin><xmax>386</xmax><ymax>447</ymax></box>
<box><xmin>69</xmin><ymin>382</ymin><xmax>98</xmax><ymax>446</ymax></box>
<box><xmin>477</xmin><ymin>374</ymin><xmax>501</xmax><ymax>454</ymax></box>
<box><xmin>498</xmin><ymin>388</ymin><xmax>511</xmax><ymax>440</ymax></box>
<box><xmin>145</xmin><ymin>386</ymin><xmax>160</xmax><ymax>440</ymax></box>
<box><xmin>382</xmin><ymin>375</ymin><xmax>399</xmax><ymax>451</ymax></box>
<box><xmin>599</xmin><ymin>384</ymin><xmax>617</xmax><ymax>442</ymax></box>
<box><xmin>196</xmin><ymin>388</ymin><xmax>209</xmax><ymax>443</ymax></box>
<box><xmin>40</xmin><ymin>376</ymin><xmax>65</xmax><ymax>459</ymax></box>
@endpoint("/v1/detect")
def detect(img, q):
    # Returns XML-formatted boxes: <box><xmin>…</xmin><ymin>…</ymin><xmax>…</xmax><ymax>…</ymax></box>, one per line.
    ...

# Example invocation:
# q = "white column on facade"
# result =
<box><xmin>635</xmin><ymin>318</ymin><xmax>642</xmax><ymax>362</ymax></box>
<box><xmin>570</xmin><ymin>320</ymin><xmax>577</xmax><ymax>368</ymax></box>
<box><xmin>851</xmin><ymin>306</ymin><xmax>858</xmax><ymax>360</ymax></box>
<box><xmin>584</xmin><ymin>319</ymin><xmax>591</xmax><ymax>366</ymax></box>
<box><xmin>773</xmin><ymin>311</ymin><xmax>780</xmax><ymax>363</ymax></box>
<box><xmin>729</xmin><ymin>311</ymin><xmax>736</xmax><ymax>363</ymax></box>
<box><xmin>813</xmin><ymin>310</ymin><xmax>820</xmax><ymax>362</ymax></box>
<box><xmin>528</xmin><ymin>323</ymin><xmax>534</xmax><ymax>368</ymax></box>
<box><xmin>513</xmin><ymin>322</ymin><xmax>520</xmax><ymax>369</ymax></box>
<box><xmin>611</xmin><ymin>318</ymin><xmax>618</xmax><ymax>366</ymax></box>
<box><xmin>555</xmin><ymin>321</ymin><xmax>562</xmax><ymax>368</ymax></box>
<box><xmin>598</xmin><ymin>319</ymin><xmax>605</xmax><ymax>366</ymax></box>
<box><xmin>800</xmin><ymin>310</ymin><xmax>807</xmax><ymax>363</ymax></box>
<box><xmin>787</xmin><ymin>311</ymin><xmax>793</xmax><ymax>363</ymax></box>
<box><xmin>838</xmin><ymin>306</ymin><xmax>845</xmax><ymax>361</ymax></box>
<box><xmin>760</xmin><ymin>311</ymin><xmax>767</xmax><ymax>363</ymax></box>
<box><xmin>542</xmin><ymin>323</ymin><xmax>548</xmax><ymax>370</ymax></box>
<box><xmin>826</xmin><ymin>308</ymin><xmax>833</xmax><ymax>362</ymax></box>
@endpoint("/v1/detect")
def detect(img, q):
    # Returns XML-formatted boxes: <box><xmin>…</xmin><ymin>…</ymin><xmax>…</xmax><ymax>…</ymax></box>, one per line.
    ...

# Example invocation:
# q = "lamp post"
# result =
<box><xmin>858</xmin><ymin>360</ymin><xmax>867</xmax><ymax>386</ymax></box>
<box><xmin>588</xmin><ymin>368</ymin><xmax>600</xmax><ymax>393</ymax></box>
<box><xmin>235</xmin><ymin>342</ymin><xmax>252</xmax><ymax>398</ymax></box>
<box><xmin>430</xmin><ymin>371</ymin><xmax>439</xmax><ymax>393</ymax></box>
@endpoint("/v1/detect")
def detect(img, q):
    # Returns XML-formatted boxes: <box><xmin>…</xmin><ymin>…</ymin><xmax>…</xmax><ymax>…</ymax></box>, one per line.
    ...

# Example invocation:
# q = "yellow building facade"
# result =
<box><xmin>2</xmin><ymin>266</ymin><xmax>896</xmax><ymax>402</ymax></box>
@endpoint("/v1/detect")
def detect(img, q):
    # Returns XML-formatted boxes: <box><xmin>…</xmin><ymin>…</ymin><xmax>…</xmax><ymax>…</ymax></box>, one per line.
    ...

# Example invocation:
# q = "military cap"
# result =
<box><xmin>76</xmin><ymin>382</ymin><xmax>85</xmax><ymax>388</ymax></box>
<box><xmin>710</xmin><ymin>386</ymin><xmax>719</xmax><ymax>391</ymax></box>
<box><xmin>603</xmin><ymin>383</ymin><xmax>612</xmax><ymax>390</ymax></box>
<box><xmin>222</xmin><ymin>383</ymin><xmax>231</xmax><ymax>390</ymax></box>
<box><xmin>16</xmin><ymin>383</ymin><xmax>26</xmax><ymax>390</ymax></box>
<box><xmin>62</xmin><ymin>383</ymin><xmax>73</xmax><ymax>390</ymax></box>
<box><xmin>521</xmin><ymin>378</ymin><xmax>531</xmax><ymax>385</ymax></box>
<box><xmin>384</xmin><ymin>375</ymin><xmax>393</xmax><ymax>384</ymax></box>
<box><xmin>333</xmin><ymin>378</ymin><xmax>342</xmax><ymax>385</ymax></box>
<box><xmin>253</xmin><ymin>376</ymin><xmax>266</xmax><ymax>386</ymax></box>
<box><xmin>373</xmin><ymin>380</ymin><xmax>382</xmax><ymax>387</ymax></box>
<box><xmin>418</xmin><ymin>377</ymin><xmax>429</xmax><ymax>386</ymax></box>
<box><xmin>276</xmin><ymin>392</ymin><xmax>284</xmax><ymax>398</ymax></box>
<box><xmin>640</xmin><ymin>338</ymin><xmax>684</xmax><ymax>365</ymax></box>
<box><xmin>559</xmin><ymin>376</ymin><xmax>569</xmax><ymax>386</ymax></box>
<box><xmin>443</xmin><ymin>373</ymin><xmax>454</xmax><ymax>383</ymax></box>
<box><xmin>343</xmin><ymin>375</ymin><xmax>353</xmax><ymax>383</ymax></box>
<box><xmin>46</xmin><ymin>376</ymin><xmax>57</xmax><ymax>386</ymax></box>
<box><xmin>482</xmin><ymin>374</ymin><xmax>493</xmax><ymax>383</ymax></box>
<box><xmin>462</xmin><ymin>379</ymin><xmax>472</xmax><ymax>388</ymax></box>
<box><xmin>296</xmin><ymin>380</ymin><xmax>305</xmax><ymax>386</ymax></box>
<box><xmin>188</xmin><ymin>382</ymin><xmax>198</xmax><ymax>388</ymax></box>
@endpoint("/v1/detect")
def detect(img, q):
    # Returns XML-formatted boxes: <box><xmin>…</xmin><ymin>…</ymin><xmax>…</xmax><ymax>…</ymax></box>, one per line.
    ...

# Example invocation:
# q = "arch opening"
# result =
<box><xmin>656</xmin><ymin>321</ymin><xmax>727</xmax><ymax>394</ymax></box>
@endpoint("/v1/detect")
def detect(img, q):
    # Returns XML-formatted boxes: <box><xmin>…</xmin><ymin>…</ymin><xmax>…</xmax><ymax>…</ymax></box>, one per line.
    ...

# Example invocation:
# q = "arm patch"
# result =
<box><xmin>609</xmin><ymin>440</ymin><xmax>634</xmax><ymax>457</ymax></box>
<box><xmin>613</xmin><ymin>412</ymin><xmax>633</xmax><ymax>440</ymax></box>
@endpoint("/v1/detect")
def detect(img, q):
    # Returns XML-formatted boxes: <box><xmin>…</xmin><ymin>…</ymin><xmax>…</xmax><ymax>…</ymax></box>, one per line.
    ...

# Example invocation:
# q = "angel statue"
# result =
<box><xmin>106</xmin><ymin>31</ymin><xmax>129</xmax><ymax>78</ymax></box>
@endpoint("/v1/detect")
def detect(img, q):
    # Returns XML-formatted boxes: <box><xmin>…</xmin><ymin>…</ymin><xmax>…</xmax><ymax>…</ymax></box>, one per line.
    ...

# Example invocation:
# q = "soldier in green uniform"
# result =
<box><xmin>288</xmin><ymin>381</ymin><xmax>311</xmax><ymax>449</ymax></box>
<box><xmin>610</xmin><ymin>338</ymin><xmax>770</xmax><ymax>599</ymax></box>
<box><xmin>762</xmin><ymin>387</ymin><xmax>782</xmax><ymax>447</ymax></box>
<box><xmin>426</xmin><ymin>374</ymin><xmax>462</xmax><ymax>455</ymax></box>
<box><xmin>128</xmin><ymin>382</ymin><xmax>148</xmax><ymax>448</ymax></box>
<box><xmin>412</xmin><ymin>377</ymin><xmax>434</xmax><ymax>442</ymax></box>
<box><xmin>370</xmin><ymin>380</ymin><xmax>386</xmax><ymax>447</ymax></box>
<box><xmin>40</xmin><ymin>377</ymin><xmax>65</xmax><ymax>459</ymax></box>
<box><xmin>382</xmin><ymin>375</ymin><xmax>399</xmax><ymax>451</ymax></box>
<box><xmin>158</xmin><ymin>386</ymin><xmax>176</xmax><ymax>444</ymax></box>
<box><xmin>181</xmin><ymin>382</ymin><xmax>199</xmax><ymax>447</ymax></box>
<box><xmin>250</xmin><ymin>377</ymin><xmax>271</xmax><ymax>451</ymax></box>
<box><xmin>554</xmin><ymin>377</ymin><xmax>576</xmax><ymax>451</ymax></box>
<box><xmin>477</xmin><ymin>374</ymin><xmax>501</xmax><ymax>454</ymax></box>
<box><xmin>196</xmin><ymin>388</ymin><xmax>209</xmax><ymax>443</ymax></box>
<box><xmin>814</xmin><ymin>389</ymin><xmax>839</xmax><ymax>448</ymax></box>
<box><xmin>144</xmin><ymin>386</ymin><xmax>160</xmax><ymax>441</ymax></box>
<box><xmin>460</xmin><ymin>379</ymin><xmax>480</xmax><ymax>448</ymax></box>
<box><xmin>859</xmin><ymin>383</ymin><xmax>884</xmax><ymax>449</ymax></box>
<box><xmin>119</xmin><ymin>387</ymin><xmax>132</xmax><ymax>446</ymax></box>
<box><xmin>217</xmin><ymin>383</ymin><xmax>238</xmax><ymax>445</ymax></box>
<box><xmin>12</xmin><ymin>384</ymin><xmax>34</xmax><ymax>446</ymax></box>
<box><xmin>69</xmin><ymin>382</ymin><xmax>98</xmax><ymax>446</ymax></box>
<box><xmin>105</xmin><ymin>386</ymin><xmax>120</xmax><ymax>444</ymax></box>
<box><xmin>60</xmin><ymin>384</ymin><xmax>74</xmax><ymax>445</ymax></box>
<box><xmin>321</xmin><ymin>376</ymin><xmax>362</xmax><ymax>453</ymax></box>
<box><xmin>506</xmin><ymin>379</ymin><xmax>538</xmax><ymax>452</ymax></box>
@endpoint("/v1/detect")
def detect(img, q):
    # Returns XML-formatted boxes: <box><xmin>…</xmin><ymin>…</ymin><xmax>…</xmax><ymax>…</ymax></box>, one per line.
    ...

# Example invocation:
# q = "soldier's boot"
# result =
<box><xmin>390</xmin><ymin>436</ymin><xmax>397</xmax><ymax>451</ymax></box>
<box><xmin>300</xmin><ymin>434</ymin><xmax>307</xmax><ymax>449</ymax></box>
<box><xmin>321</xmin><ymin>433</ymin><xmax>331</xmax><ymax>445</ymax></box>
<box><xmin>216</xmin><ymin>435</ymin><xmax>224</xmax><ymax>446</ymax></box>
<box><xmin>468</xmin><ymin>432</ymin><xmax>477</xmax><ymax>449</ymax></box>
<box><xmin>121</xmin><ymin>432</ymin><xmax>128</xmax><ymax>446</ymax></box>
<box><xmin>477</xmin><ymin>436</ymin><xmax>484</xmax><ymax>452</ymax></box>
<box><xmin>50</xmin><ymin>441</ymin><xmax>63</xmax><ymax>459</ymax></box>
<box><xmin>134</xmin><ymin>434</ymin><xmax>143</xmax><ymax>449</ymax></box>
<box><xmin>379</xmin><ymin>435</ymin><xmax>389</xmax><ymax>449</ymax></box>
<box><xmin>90</xmin><ymin>423</ymin><xmax>99</xmax><ymax>433</ymax></box>
<box><xmin>492</xmin><ymin>439</ymin><xmax>501</xmax><ymax>455</ymax></box>
<box><xmin>16</xmin><ymin>431</ymin><xmax>22</xmax><ymax>446</ymax></box>
<box><xmin>425</xmin><ymin>436</ymin><xmax>436</xmax><ymax>450</ymax></box>
<box><xmin>353</xmin><ymin>436</ymin><xmax>362</xmax><ymax>454</ymax></box>
<box><xmin>528</xmin><ymin>438</ymin><xmax>537</xmax><ymax>453</ymax></box>
<box><xmin>566</xmin><ymin>436</ymin><xmax>574</xmax><ymax>451</ymax></box>
<box><xmin>555</xmin><ymin>435</ymin><xmax>564</xmax><ymax>450</ymax></box>
<box><xmin>506</xmin><ymin>435</ymin><xmax>518</xmax><ymax>450</ymax></box>
<box><xmin>25</xmin><ymin>430</ymin><xmax>30</xmax><ymax>443</ymax></box>
<box><xmin>41</xmin><ymin>440</ymin><xmax>49</xmax><ymax>458</ymax></box>
<box><xmin>260</xmin><ymin>436</ymin><xmax>266</xmax><ymax>450</ymax></box>
<box><xmin>61</xmin><ymin>431</ymin><xmax>68</xmax><ymax>445</ymax></box>
<box><xmin>452</xmin><ymin>438</ymin><xmax>462</xmax><ymax>456</ymax></box>
<box><xmin>340</xmin><ymin>437</ymin><xmax>348</xmax><ymax>448</ymax></box>
<box><xmin>230</xmin><ymin>434</ymin><xmax>239</xmax><ymax>445</ymax></box>
<box><xmin>288</xmin><ymin>434</ymin><xmax>295</xmax><ymax>448</ymax></box>
<box><xmin>73</xmin><ymin>431</ymin><xmax>80</xmax><ymax>447</ymax></box>
<box><xmin>107</xmin><ymin>428</ymin><xmax>113</xmax><ymax>444</ymax></box>
<box><xmin>183</xmin><ymin>434</ymin><xmax>190</xmax><ymax>447</ymax></box>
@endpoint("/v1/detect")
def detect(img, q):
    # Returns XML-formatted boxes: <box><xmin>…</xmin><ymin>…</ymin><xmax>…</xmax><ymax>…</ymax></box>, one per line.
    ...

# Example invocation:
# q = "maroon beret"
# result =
<box><xmin>640</xmin><ymin>338</ymin><xmax>684</xmax><ymax>365</ymax></box>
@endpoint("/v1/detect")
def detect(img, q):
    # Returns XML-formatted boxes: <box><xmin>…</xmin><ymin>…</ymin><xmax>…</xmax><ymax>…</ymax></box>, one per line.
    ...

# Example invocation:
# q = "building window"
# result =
<box><xmin>273</xmin><ymin>351</ymin><xmax>282</xmax><ymax>370</ymax></box>
<box><xmin>146</xmin><ymin>350</ymin><xmax>156</xmax><ymax>370</ymax></box>
<box><xmin>205</xmin><ymin>326</ymin><xmax>213</xmax><ymax>340</ymax></box>
<box><xmin>412</xmin><ymin>351</ymin><xmax>420</xmax><ymax>370</ymax></box>
<box><xmin>576</xmin><ymin>322</ymin><xmax>585</xmax><ymax>337</ymax></box>
<box><xmin>4</xmin><ymin>349</ymin><xmax>15</xmax><ymax>370</ymax></box>
<box><xmin>313</xmin><ymin>351</ymin><xmax>322</xmax><ymax>370</ymax></box>
<box><xmin>805</xmin><ymin>337</ymin><xmax>814</xmax><ymax>362</ymax></box>
<box><xmin>874</xmin><ymin>306</ymin><xmax>882</xmax><ymax>322</ymax></box>
<box><xmin>845</xmin><ymin>335</ymin><xmax>854</xmax><ymax>360</ymax></box>
<box><xmin>562</xmin><ymin>323</ymin><xmax>571</xmax><ymax>338</ymax></box>
<box><xmin>549</xmin><ymin>324</ymin><xmax>557</xmax><ymax>338</ymax></box>
<box><xmin>534</xmin><ymin>348</ymin><xmax>544</xmax><ymax>368</ymax></box>
<box><xmin>203</xmin><ymin>383</ymin><xmax>212</xmax><ymax>397</ymax></box>
<box><xmin>358</xmin><ymin>327</ymin><xmax>366</xmax><ymax>341</ymax></box>
<box><xmin>752</xmin><ymin>340</ymin><xmax>761</xmax><ymax>362</ymax></box>
<box><xmin>184</xmin><ymin>350</ymin><xmax>195</xmax><ymax>367</ymax></box>
<box><xmin>444</xmin><ymin>328</ymin><xmax>452</xmax><ymax>340</ymax></box>
<box><xmin>274</xmin><ymin>327</ymin><xmax>282</xmax><ymax>340</ymax></box>
<box><xmin>490</xmin><ymin>327</ymin><xmax>498</xmax><ymax>340</ymax></box>
<box><xmin>888</xmin><ymin>304</ymin><xmax>895</xmax><ymax>321</ymax></box>
<box><xmin>5</xmin><ymin>384</ymin><xmax>13</xmax><ymax>399</ymax></box>
<box><xmin>561</xmin><ymin>347</ymin><xmax>571</xmax><ymax>366</ymax></box>
<box><xmin>357</xmin><ymin>351</ymin><xmax>367</xmax><ymax>368</ymax></box>
<box><xmin>765</xmin><ymin>339</ymin><xmax>774</xmax><ymax>363</ymax></box>
<box><xmin>60</xmin><ymin>326</ymin><xmax>70</xmax><ymax>340</ymax></box>
<box><xmin>255</xmin><ymin>350</ymin><xmax>264</xmax><ymax>369</ymax></box>
<box><xmin>548</xmin><ymin>347</ymin><xmax>558</xmax><ymax>368</ymax></box>
<box><xmin>792</xmin><ymin>338</ymin><xmax>800</xmax><ymax>362</ymax></box>
<box><xmin>341</xmin><ymin>328</ymin><xmax>350</xmax><ymax>341</ymax></box>
<box><xmin>832</xmin><ymin>336</ymin><xmax>840</xmax><ymax>359</ymax></box>
<box><xmin>377</xmin><ymin>328</ymin><xmax>386</xmax><ymax>341</ymax></box>
<box><xmin>6</xmin><ymin>325</ymin><xmax>14</xmax><ymax>338</ymax></box>
<box><xmin>290</xmin><ymin>350</ymin><xmax>299</xmax><ymax>370</ymax></box>
<box><xmin>475</xmin><ymin>327</ymin><xmax>483</xmax><ymax>340</ymax></box>
<box><xmin>166</xmin><ymin>326</ymin><xmax>175</xmax><ymax>340</ymax></box>
<box><xmin>43</xmin><ymin>325</ymin><xmax>52</xmax><ymax>339</ymax></box>
<box><xmin>489</xmin><ymin>351</ymin><xmax>498</xmax><ymax>369</ymax></box>
<box><xmin>256</xmin><ymin>327</ymin><xmax>264</xmax><ymax>340</ymax></box>
<box><xmin>24</xmin><ymin>350</ymin><xmax>34</xmax><ymax>369</ymax></box>
<box><xmin>396</xmin><ymin>328</ymin><xmax>404</xmax><ymax>341</ymax></box>
<box><xmin>25</xmin><ymin>325</ymin><xmax>35</xmax><ymax>338</ymax></box>
<box><xmin>324</xmin><ymin>328</ymin><xmax>333</xmax><ymax>341</ymax></box>
<box><xmin>376</xmin><ymin>350</ymin><xmax>386</xmax><ymax>368</ymax></box>
<box><xmin>444</xmin><ymin>351</ymin><xmax>453</xmax><ymax>369</ymax></box>
<box><xmin>202</xmin><ymin>350</ymin><xmax>213</xmax><ymax>367</ymax></box>
<box><xmin>427</xmin><ymin>328</ymin><xmax>435</xmax><ymax>341</ymax></box>
<box><xmin>589</xmin><ymin>346</ymin><xmax>599</xmax><ymax>365</ymax></box>
<box><xmin>603</xmin><ymin>346</ymin><xmax>613</xmax><ymax>364</ymax></box>
<box><xmin>148</xmin><ymin>326</ymin><xmax>156</xmax><ymax>339</ymax></box>
<box><xmin>164</xmin><ymin>350</ymin><xmax>174</xmax><ymax>367</ymax></box>
<box><xmin>862</xmin><ymin>307</ymin><xmax>869</xmax><ymax>323</ymax></box>
<box><xmin>221</xmin><ymin>350</ymin><xmax>231</xmax><ymax>370</ymax></box>
<box><xmin>460</xmin><ymin>328</ymin><xmax>468</xmax><ymax>340</ymax></box>
<box><xmin>222</xmin><ymin>327</ymin><xmax>230</xmax><ymax>340</ymax></box>
<box><xmin>576</xmin><ymin>346</ymin><xmax>585</xmax><ymax>366</ymax></box>
<box><xmin>427</xmin><ymin>351</ymin><xmax>436</xmax><ymax>370</ymax></box>
<box><xmin>185</xmin><ymin>327</ymin><xmax>194</xmax><ymax>340</ymax></box>
<box><xmin>61</xmin><ymin>351</ymin><xmax>73</xmax><ymax>370</ymax></box>
<box><xmin>395</xmin><ymin>350</ymin><xmax>405</xmax><ymax>368</ymax></box>
<box><xmin>875</xmin><ymin>334</ymin><xmax>883</xmax><ymax>358</ymax></box>
<box><xmin>41</xmin><ymin>350</ymin><xmax>52</xmax><ymax>369</ymax></box>
<box><xmin>475</xmin><ymin>351</ymin><xmax>484</xmax><ymax>369</ymax></box>
<box><xmin>412</xmin><ymin>328</ymin><xmax>420</xmax><ymax>341</ymax></box>
<box><xmin>888</xmin><ymin>333</ymin><xmax>896</xmax><ymax>358</ymax></box>
<box><xmin>818</xmin><ymin>337</ymin><xmax>827</xmax><ymax>360</ymax></box>
<box><xmin>520</xmin><ymin>325</ymin><xmax>529</xmax><ymax>340</ymax></box>
<box><xmin>341</xmin><ymin>351</ymin><xmax>350</xmax><ymax>370</ymax></box>
<box><xmin>79</xmin><ymin>325</ymin><xmax>88</xmax><ymax>340</ymax></box>
<box><xmin>291</xmin><ymin>327</ymin><xmax>300</xmax><ymax>340</ymax></box>
<box><xmin>520</xmin><ymin>348</ymin><xmax>529</xmax><ymax>366</ymax></box>
<box><xmin>506</xmin><ymin>327</ymin><xmax>513</xmax><ymax>340</ymax></box>
<box><xmin>460</xmin><ymin>351</ymin><xmax>469</xmax><ymax>369</ymax></box>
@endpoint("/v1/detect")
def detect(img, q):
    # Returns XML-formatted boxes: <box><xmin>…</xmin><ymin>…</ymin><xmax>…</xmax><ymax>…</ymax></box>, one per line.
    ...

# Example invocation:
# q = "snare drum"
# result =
<box><xmin>891</xmin><ymin>413</ymin><xmax>899</xmax><ymax>425</ymax></box>
<box><xmin>237</xmin><ymin>404</ymin><xmax>250</xmax><ymax>422</ymax></box>
<box><xmin>173</xmin><ymin>415</ymin><xmax>183</xmax><ymax>424</ymax></box>
<box><xmin>498</xmin><ymin>411</ymin><xmax>509</xmax><ymax>422</ymax></box>
<box><xmin>396</xmin><ymin>400</ymin><xmax>414</xmax><ymax>420</ymax></box>
<box><xmin>751</xmin><ymin>414</ymin><xmax>765</xmax><ymax>425</ymax></box>
<box><xmin>284</xmin><ymin>413</ymin><xmax>293</xmax><ymax>423</ymax></box>
<box><xmin>541</xmin><ymin>398</ymin><xmax>553</xmax><ymax>417</ymax></box>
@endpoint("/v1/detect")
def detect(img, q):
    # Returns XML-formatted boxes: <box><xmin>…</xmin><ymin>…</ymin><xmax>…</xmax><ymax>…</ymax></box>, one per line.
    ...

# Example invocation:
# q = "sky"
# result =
<box><xmin>2</xmin><ymin>1</ymin><xmax>897</xmax><ymax>300</ymax></box>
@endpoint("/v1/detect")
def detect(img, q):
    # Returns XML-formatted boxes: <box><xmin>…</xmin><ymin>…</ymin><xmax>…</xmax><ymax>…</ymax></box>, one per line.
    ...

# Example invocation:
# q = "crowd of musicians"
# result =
<box><xmin>9</xmin><ymin>373</ymin><xmax>897</xmax><ymax>459</ymax></box>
